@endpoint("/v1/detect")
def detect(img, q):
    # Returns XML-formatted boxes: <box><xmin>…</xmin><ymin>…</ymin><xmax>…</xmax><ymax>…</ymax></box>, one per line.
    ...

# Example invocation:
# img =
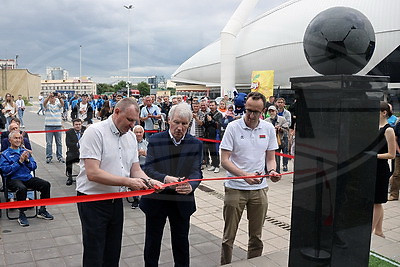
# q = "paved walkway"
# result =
<box><xmin>0</xmin><ymin>105</ymin><xmax>399</xmax><ymax>266</ymax></box>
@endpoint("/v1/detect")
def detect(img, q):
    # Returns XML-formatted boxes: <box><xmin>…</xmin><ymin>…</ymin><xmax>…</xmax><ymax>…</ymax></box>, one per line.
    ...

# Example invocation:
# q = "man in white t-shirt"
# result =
<box><xmin>220</xmin><ymin>92</ymin><xmax>280</xmax><ymax>265</ymax></box>
<box><xmin>76</xmin><ymin>97</ymin><xmax>163</xmax><ymax>266</ymax></box>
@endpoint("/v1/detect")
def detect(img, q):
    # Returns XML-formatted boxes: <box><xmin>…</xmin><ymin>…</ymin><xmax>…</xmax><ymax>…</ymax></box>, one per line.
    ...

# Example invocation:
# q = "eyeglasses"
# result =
<box><xmin>245</xmin><ymin>109</ymin><xmax>262</xmax><ymax>116</ymax></box>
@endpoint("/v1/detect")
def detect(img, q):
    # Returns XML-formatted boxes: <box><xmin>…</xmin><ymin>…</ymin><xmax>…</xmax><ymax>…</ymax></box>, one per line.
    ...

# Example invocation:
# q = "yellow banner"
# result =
<box><xmin>250</xmin><ymin>70</ymin><xmax>274</xmax><ymax>98</ymax></box>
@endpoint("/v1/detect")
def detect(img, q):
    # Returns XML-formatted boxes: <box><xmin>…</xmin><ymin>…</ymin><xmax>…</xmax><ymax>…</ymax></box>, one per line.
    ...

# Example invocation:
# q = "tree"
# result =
<box><xmin>137</xmin><ymin>82</ymin><xmax>150</xmax><ymax>96</ymax></box>
<box><xmin>97</xmin><ymin>83</ymin><xmax>114</xmax><ymax>94</ymax></box>
<box><xmin>113</xmin><ymin>81</ymin><xmax>127</xmax><ymax>92</ymax></box>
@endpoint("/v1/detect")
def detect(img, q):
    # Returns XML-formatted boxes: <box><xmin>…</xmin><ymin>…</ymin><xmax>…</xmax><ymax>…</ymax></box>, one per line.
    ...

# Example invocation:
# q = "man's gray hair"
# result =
<box><xmin>115</xmin><ymin>97</ymin><xmax>139</xmax><ymax>112</ymax></box>
<box><xmin>169</xmin><ymin>103</ymin><xmax>192</xmax><ymax>122</ymax></box>
<box><xmin>8</xmin><ymin>130</ymin><xmax>20</xmax><ymax>139</ymax></box>
<box><xmin>133</xmin><ymin>125</ymin><xmax>144</xmax><ymax>132</ymax></box>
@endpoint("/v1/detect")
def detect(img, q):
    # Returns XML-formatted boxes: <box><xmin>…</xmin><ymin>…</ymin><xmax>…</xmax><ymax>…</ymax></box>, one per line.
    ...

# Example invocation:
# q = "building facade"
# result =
<box><xmin>41</xmin><ymin>79</ymin><xmax>97</xmax><ymax>96</ymax></box>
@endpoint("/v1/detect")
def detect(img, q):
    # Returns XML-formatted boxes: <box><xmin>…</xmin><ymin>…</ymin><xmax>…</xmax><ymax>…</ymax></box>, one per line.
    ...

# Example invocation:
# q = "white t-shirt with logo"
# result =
<box><xmin>220</xmin><ymin>118</ymin><xmax>278</xmax><ymax>190</ymax></box>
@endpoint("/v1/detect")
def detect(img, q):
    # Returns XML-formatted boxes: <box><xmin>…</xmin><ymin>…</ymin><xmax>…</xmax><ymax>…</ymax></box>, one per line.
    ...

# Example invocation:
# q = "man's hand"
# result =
<box><xmin>19</xmin><ymin>151</ymin><xmax>30</xmax><ymax>163</ymax></box>
<box><xmin>126</xmin><ymin>178</ymin><xmax>148</xmax><ymax>190</ymax></box>
<box><xmin>269</xmin><ymin>171</ymin><xmax>281</xmax><ymax>183</ymax></box>
<box><xmin>138</xmin><ymin>149</ymin><xmax>146</xmax><ymax>156</ymax></box>
<box><xmin>244</xmin><ymin>172</ymin><xmax>264</xmax><ymax>185</ymax></box>
<box><xmin>149</xmin><ymin>179</ymin><xmax>164</xmax><ymax>193</ymax></box>
<box><xmin>164</xmin><ymin>175</ymin><xmax>180</xmax><ymax>189</ymax></box>
<box><xmin>176</xmin><ymin>182</ymin><xmax>193</xmax><ymax>195</ymax></box>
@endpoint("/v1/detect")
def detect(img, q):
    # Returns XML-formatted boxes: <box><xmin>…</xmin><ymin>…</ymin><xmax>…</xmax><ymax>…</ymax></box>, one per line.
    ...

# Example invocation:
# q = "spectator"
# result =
<box><xmin>372</xmin><ymin>102</ymin><xmax>396</xmax><ymax>238</ymax></box>
<box><xmin>389</xmin><ymin>119</ymin><xmax>400</xmax><ymax>201</ymax></box>
<box><xmin>72</xmin><ymin>94</ymin><xmax>93</xmax><ymax>126</ymax></box>
<box><xmin>140</xmin><ymin>95</ymin><xmax>161</xmax><ymax>140</ymax></box>
<box><xmin>0</xmin><ymin>130</ymin><xmax>54</xmax><ymax>227</ymax></box>
<box><xmin>188</xmin><ymin>101</ymin><xmax>205</xmax><ymax>139</ymax></box>
<box><xmin>171</xmin><ymin>96</ymin><xmax>179</xmax><ymax>106</ymax></box>
<box><xmin>2</xmin><ymin>93</ymin><xmax>16</xmax><ymax>129</ymax></box>
<box><xmin>15</xmin><ymin>95</ymin><xmax>25</xmax><ymax>128</ymax></box>
<box><xmin>65</xmin><ymin>119</ymin><xmax>85</xmax><ymax>186</ymax></box>
<box><xmin>131</xmin><ymin>125</ymin><xmax>148</xmax><ymax>209</ymax></box>
<box><xmin>223</xmin><ymin>94</ymin><xmax>233</xmax><ymax>106</ymax></box>
<box><xmin>220</xmin><ymin>104</ymin><xmax>235</xmax><ymax>138</ymax></box>
<box><xmin>140</xmin><ymin>103</ymin><xmax>203</xmax><ymax>267</ymax></box>
<box><xmin>62</xmin><ymin>95</ymin><xmax>69</xmax><ymax>121</ymax></box>
<box><xmin>204</xmin><ymin>100</ymin><xmax>223</xmax><ymax>173</ymax></box>
<box><xmin>99</xmin><ymin>100</ymin><xmax>113</xmax><ymax>121</ymax></box>
<box><xmin>275</xmin><ymin>97</ymin><xmax>291</xmax><ymax>172</ymax></box>
<box><xmin>218</xmin><ymin>100</ymin><xmax>227</xmax><ymax>116</ymax></box>
<box><xmin>1</xmin><ymin>122</ymin><xmax>32</xmax><ymax>152</ymax></box>
<box><xmin>37</xmin><ymin>92</ymin><xmax>45</xmax><ymax>115</ymax></box>
<box><xmin>43</xmin><ymin>92</ymin><xmax>64</xmax><ymax>164</ymax></box>
<box><xmin>265</xmin><ymin>105</ymin><xmax>289</xmax><ymax>173</ymax></box>
<box><xmin>220</xmin><ymin>92</ymin><xmax>280</xmax><ymax>264</ymax></box>
<box><xmin>265</xmin><ymin>95</ymin><xmax>276</xmax><ymax>110</ymax></box>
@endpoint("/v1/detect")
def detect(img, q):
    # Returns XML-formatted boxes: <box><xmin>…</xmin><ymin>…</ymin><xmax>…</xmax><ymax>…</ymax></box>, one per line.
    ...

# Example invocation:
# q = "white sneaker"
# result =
<box><xmin>214</xmin><ymin>167</ymin><xmax>220</xmax><ymax>173</ymax></box>
<box><xmin>207</xmin><ymin>166</ymin><xmax>216</xmax><ymax>171</ymax></box>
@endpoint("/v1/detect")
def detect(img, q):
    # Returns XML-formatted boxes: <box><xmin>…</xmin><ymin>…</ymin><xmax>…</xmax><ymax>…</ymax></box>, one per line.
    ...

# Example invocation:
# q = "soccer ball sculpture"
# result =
<box><xmin>303</xmin><ymin>7</ymin><xmax>375</xmax><ymax>75</ymax></box>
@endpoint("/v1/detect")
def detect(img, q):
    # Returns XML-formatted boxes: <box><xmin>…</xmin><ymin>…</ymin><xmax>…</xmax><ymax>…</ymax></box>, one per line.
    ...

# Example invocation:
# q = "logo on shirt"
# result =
<box><xmin>259</xmin><ymin>135</ymin><xmax>266</xmax><ymax>139</ymax></box>
<box><xmin>240</xmin><ymin>136</ymin><xmax>244</xmax><ymax>139</ymax></box>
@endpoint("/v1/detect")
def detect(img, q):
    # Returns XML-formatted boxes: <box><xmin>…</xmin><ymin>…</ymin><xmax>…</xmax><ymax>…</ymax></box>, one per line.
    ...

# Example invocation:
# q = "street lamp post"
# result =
<box><xmin>124</xmin><ymin>4</ymin><xmax>134</xmax><ymax>97</ymax></box>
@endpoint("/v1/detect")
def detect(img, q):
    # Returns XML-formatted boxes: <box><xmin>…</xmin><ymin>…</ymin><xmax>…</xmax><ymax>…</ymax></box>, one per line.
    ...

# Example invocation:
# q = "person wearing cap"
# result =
<box><xmin>265</xmin><ymin>105</ymin><xmax>289</xmax><ymax>173</ymax></box>
<box><xmin>220</xmin><ymin>92</ymin><xmax>280</xmax><ymax>265</ymax></box>
<box><xmin>72</xmin><ymin>94</ymin><xmax>93</xmax><ymax>126</ymax></box>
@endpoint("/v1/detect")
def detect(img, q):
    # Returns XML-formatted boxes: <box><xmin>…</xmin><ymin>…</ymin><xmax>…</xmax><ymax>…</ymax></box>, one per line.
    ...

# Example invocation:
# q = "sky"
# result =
<box><xmin>1</xmin><ymin>0</ymin><xmax>286</xmax><ymax>84</ymax></box>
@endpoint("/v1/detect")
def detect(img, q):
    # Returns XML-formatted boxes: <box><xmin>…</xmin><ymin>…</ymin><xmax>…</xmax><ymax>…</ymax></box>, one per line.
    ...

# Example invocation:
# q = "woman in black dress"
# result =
<box><xmin>373</xmin><ymin>102</ymin><xmax>396</xmax><ymax>237</ymax></box>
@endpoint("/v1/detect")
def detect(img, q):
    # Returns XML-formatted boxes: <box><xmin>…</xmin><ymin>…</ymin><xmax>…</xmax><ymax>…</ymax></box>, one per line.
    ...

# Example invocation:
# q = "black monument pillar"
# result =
<box><xmin>288</xmin><ymin>75</ymin><xmax>389</xmax><ymax>266</ymax></box>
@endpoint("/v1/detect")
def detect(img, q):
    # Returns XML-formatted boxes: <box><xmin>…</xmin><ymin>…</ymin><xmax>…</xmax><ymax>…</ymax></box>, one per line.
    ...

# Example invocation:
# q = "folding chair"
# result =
<box><xmin>1</xmin><ymin>171</ymin><xmax>38</xmax><ymax>220</ymax></box>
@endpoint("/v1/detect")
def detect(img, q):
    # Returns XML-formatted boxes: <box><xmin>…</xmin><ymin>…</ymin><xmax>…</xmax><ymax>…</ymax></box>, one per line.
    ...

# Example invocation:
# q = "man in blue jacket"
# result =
<box><xmin>140</xmin><ymin>103</ymin><xmax>203</xmax><ymax>267</ymax></box>
<box><xmin>0</xmin><ymin>130</ymin><xmax>53</xmax><ymax>227</ymax></box>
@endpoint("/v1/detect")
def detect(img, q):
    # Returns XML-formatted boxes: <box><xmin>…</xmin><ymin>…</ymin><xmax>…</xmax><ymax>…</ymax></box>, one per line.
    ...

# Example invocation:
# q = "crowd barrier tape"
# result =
<box><xmin>21</xmin><ymin>128</ymin><xmax>296</xmax><ymax>159</ymax></box>
<box><xmin>0</xmin><ymin>172</ymin><xmax>294</xmax><ymax>210</ymax></box>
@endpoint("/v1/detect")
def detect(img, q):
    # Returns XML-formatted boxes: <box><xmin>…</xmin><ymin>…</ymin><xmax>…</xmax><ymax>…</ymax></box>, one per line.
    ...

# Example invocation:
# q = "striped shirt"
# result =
<box><xmin>45</xmin><ymin>99</ymin><xmax>62</xmax><ymax>126</ymax></box>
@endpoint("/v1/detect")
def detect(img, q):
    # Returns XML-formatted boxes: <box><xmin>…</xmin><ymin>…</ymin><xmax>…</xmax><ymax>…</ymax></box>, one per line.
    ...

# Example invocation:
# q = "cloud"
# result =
<box><xmin>0</xmin><ymin>0</ymin><xmax>286</xmax><ymax>82</ymax></box>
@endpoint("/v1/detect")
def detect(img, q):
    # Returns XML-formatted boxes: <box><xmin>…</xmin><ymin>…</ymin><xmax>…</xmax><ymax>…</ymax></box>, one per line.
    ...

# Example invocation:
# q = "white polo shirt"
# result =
<box><xmin>220</xmin><ymin>118</ymin><xmax>278</xmax><ymax>190</ymax></box>
<box><xmin>76</xmin><ymin>116</ymin><xmax>139</xmax><ymax>195</ymax></box>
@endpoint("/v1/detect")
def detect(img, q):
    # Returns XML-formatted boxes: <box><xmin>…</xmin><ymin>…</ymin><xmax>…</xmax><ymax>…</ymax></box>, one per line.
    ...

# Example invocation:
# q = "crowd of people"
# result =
<box><xmin>0</xmin><ymin>91</ymin><xmax>399</xmax><ymax>266</ymax></box>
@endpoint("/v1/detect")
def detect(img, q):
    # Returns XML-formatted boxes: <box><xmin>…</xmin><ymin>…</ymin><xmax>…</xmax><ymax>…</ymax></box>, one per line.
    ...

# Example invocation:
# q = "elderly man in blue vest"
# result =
<box><xmin>0</xmin><ymin>130</ymin><xmax>53</xmax><ymax>227</ymax></box>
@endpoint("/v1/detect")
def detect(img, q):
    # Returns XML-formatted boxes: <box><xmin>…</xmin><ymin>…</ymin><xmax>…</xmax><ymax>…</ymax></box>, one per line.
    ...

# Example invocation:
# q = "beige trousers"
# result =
<box><xmin>221</xmin><ymin>187</ymin><xmax>269</xmax><ymax>265</ymax></box>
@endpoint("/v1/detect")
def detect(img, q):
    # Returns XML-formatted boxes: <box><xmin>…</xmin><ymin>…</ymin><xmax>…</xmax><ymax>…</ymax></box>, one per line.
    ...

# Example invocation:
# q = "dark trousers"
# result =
<box><xmin>205</xmin><ymin>141</ymin><xmax>220</xmax><ymax>168</ymax></box>
<box><xmin>77</xmin><ymin>194</ymin><xmax>123</xmax><ymax>267</ymax></box>
<box><xmin>66</xmin><ymin>152</ymin><xmax>79</xmax><ymax>177</ymax></box>
<box><xmin>7</xmin><ymin>177</ymin><xmax>50</xmax><ymax>212</ymax></box>
<box><xmin>144</xmin><ymin>206</ymin><xmax>191</xmax><ymax>267</ymax></box>
<box><xmin>275</xmin><ymin>136</ymin><xmax>289</xmax><ymax>172</ymax></box>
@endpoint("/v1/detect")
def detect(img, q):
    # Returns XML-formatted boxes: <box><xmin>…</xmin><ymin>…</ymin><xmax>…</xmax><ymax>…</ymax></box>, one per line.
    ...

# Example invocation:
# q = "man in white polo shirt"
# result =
<box><xmin>76</xmin><ymin>97</ymin><xmax>163</xmax><ymax>267</ymax></box>
<box><xmin>220</xmin><ymin>92</ymin><xmax>280</xmax><ymax>265</ymax></box>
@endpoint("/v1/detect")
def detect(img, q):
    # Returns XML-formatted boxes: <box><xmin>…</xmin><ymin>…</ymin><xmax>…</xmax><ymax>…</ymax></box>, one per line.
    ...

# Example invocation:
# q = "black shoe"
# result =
<box><xmin>58</xmin><ymin>158</ymin><xmax>65</xmax><ymax>163</ymax></box>
<box><xmin>18</xmin><ymin>212</ymin><xmax>29</xmax><ymax>227</ymax></box>
<box><xmin>46</xmin><ymin>158</ymin><xmax>52</xmax><ymax>164</ymax></box>
<box><xmin>66</xmin><ymin>178</ymin><xmax>73</xmax><ymax>186</ymax></box>
<box><xmin>131</xmin><ymin>198</ymin><xmax>139</xmax><ymax>209</ymax></box>
<box><xmin>283</xmin><ymin>165</ymin><xmax>288</xmax><ymax>172</ymax></box>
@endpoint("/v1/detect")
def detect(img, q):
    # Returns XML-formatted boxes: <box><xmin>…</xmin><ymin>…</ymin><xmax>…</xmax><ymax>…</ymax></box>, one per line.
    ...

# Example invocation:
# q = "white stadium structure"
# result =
<box><xmin>171</xmin><ymin>0</ymin><xmax>400</xmax><ymax>99</ymax></box>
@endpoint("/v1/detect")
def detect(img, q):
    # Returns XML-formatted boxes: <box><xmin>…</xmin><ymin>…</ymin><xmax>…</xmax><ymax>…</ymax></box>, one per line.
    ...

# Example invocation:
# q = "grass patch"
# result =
<box><xmin>369</xmin><ymin>253</ymin><xmax>399</xmax><ymax>267</ymax></box>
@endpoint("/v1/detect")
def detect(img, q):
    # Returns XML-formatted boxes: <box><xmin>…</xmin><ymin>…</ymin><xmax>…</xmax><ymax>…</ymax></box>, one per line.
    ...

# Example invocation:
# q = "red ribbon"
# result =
<box><xmin>0</xmin><ymin>173</ymin><xmax>294</xmax><ymax>210</ymax></box>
